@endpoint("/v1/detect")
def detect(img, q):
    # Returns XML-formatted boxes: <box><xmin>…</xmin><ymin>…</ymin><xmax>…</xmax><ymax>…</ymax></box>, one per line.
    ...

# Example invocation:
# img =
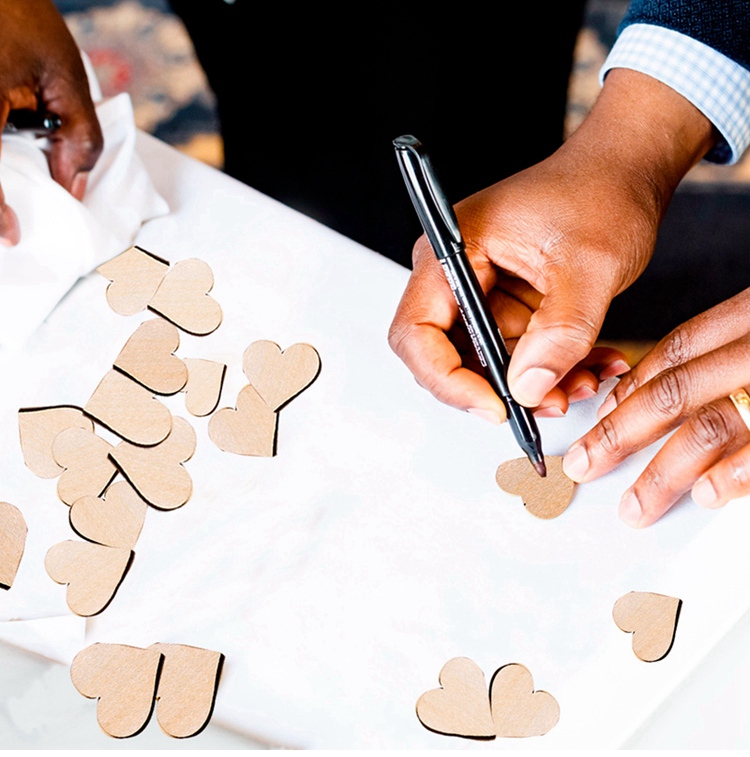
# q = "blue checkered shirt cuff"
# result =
<box><xmin>600</xmin><ymin>23</ymin><xmax>750</xmax><ymax>164</ymax></box>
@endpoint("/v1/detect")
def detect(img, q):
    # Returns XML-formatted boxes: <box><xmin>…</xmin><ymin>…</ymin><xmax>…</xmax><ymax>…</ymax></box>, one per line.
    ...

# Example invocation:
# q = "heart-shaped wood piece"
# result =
<box><xmin>85</xmin><ymin>370</ymin><xmax>172</xmax><ymax>446</ymax></box>
<box><xmin>18</xmin><ymin>406</ymin><xmax>93</xmax><ymax>479</ymax></box>
<box><xmin>495</xmin><ymin>455</ymin><xmax>574</xmax><ymax>520</ymax></box>
<box><xmin>242</xmin><ymin>340</ymin><xmax>321</xmax><ymax>411</ymax></box>
<box><xmin>70</xmin><ymin>481</ymin><xmax>148</xmax><ymax>550</ymax></box>
<box><xmin>150</xmin><ymin>643</ymin><xmax>224</xmax><ymax>738</ymax></box>
<box><xmin>612</xmin><ymin>591</ymin><xmax>682</xmax><ymax>662</ymax></box>
<box><xmin>52</xmin><ymin>427</ymin><xmax>117</xmax><ymax>506</ymax></box>
<box><xmin>149</xmin><ymin>259</ymin><xmax>222</xmax><ymax>336</ymax></box>
<box><xmin>114</xmin><ymin>319</ymin><xmax>188</xmax><ymax>395</ymax></box>
<box><xmin>0</xmin><ymin>502</ymin><xmax>27</xmax><ymax>589</ymax></box>
<box><xmin>416</xmin><ymin>657</ymin><xmax>495</xmax><ymax>739</ymax></box>
<box><xmin>110</xmin><ymin>417</ymin><xmax>196</xmax><ymax>510</ymax></box>
<box><xmin>489</xmin><ymin>663</ymin><xmax>559</xmax><ymax>738</ymax></box>
<box><xmin>97</xmin><ymin>246</ymin><xmax>169</xmax><ymax>316</ymax></box>
<box><xmin>182</xmin><ymin>358</ymin><xmax>226</xmax><ymax>417</ymax></box>
<box><xmin>71</xmin><ymin>643</ymin><xmax>163</xmax><ymax>738</ymax></box>
<box><xmin>208</xmin><ymin>384</ymin><xmax>277</xmax><ymax>457</ymax></box>
<box><xmin>45</xmin><ymin>540</ymin><xmax>132</xmax><ymax>616</ymax></box>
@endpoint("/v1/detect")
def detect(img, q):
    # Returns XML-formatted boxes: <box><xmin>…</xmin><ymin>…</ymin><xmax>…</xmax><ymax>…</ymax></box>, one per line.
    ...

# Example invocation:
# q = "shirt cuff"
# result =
<box><xmin>600</xmin><ymin>23</ymin><xmax>750</xmax><ymax>164</ymax></box>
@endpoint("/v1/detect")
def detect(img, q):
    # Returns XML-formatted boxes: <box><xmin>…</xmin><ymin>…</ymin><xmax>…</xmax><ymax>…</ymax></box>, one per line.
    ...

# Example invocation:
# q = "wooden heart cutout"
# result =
<box><xmin>110</xmin><ymin>417</ymin><xmax>196</xmax><ymax>510</ymax></box>
<box><xmin>45</xmin><ymin>540</ymin><xmax>132</xmax><ymax>616</ymax></box>
<box><xmin>70</xmin><ymin>481</ymin><xmax>148</xmax><ymax>550</ymax></box>
<box><xmin>114</xmin><ymin>319</ymin><xmax>188</xmax><ymax>395</ymax></box>
<box><xmin>52</xmin><ymin>427</ymin><xmax>117</xmax><ymax>506</ymax></box>
<box><xmin>182</xmin><ymin>358</ymin><xmax>226</xmax><ymax>417</ymax></box>
<box><xmin>242</xmin><ymin>340</ymin><xmax>321</xmax><ymax>411</ymax></box>
<box><xmin>0</xmin><ymin>502</ymin><xmax>27</xmax><ymax>589</ymax></box>
<box><xmin>149</xmin><ymin>259</ymin><xmax>222</xmax><ymax>336</ymax></box>
<box><xmin>85</xmin><ymin>370</ymin><xmax>173</xmax><ymax>446</ymax></box>
<box><xmin>416</xmin><ymin>657</ymin><xmax>495</xmax><ymax>739</ymax></box>
<box><xmin>613</xmin><ymin>591</ymin><xmax>682</xmax><ymax>662</ymax></box>
<box><xmin>97</xmin><ymin>246</ymin><xmax>169</xmax><ymax>316</ymax></box>
<box><xmin>495</xmin><ymin>455</ymin><xmax>575</xmax><ymax>520</ymax></box>
<box><xmin>489</xmin><ymin>663</ymin><xmax>559</xmax><ymax>738</ymax></box>
<box><xmin>71</xmin><ymin>643</ymin><xmax>163</xmax><ymax>738</ymax></box>
<box><xmin>150</xmin><ymin>643</ymin><xmax>224</xmax><ymax>738</ymax></box>
<box><xmin>18</xmin><ymin>406</ymin><xmax>93</xmax><ymax>479</ymax></box>
<box><xmin>208</xmin><ymin>384</ymin><xmax>277</xmax><ymax>457</ymax></box>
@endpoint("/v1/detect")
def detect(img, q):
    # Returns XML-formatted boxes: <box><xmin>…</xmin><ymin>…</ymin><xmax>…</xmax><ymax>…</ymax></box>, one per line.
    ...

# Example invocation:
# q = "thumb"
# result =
<box><xmin>507</xmin><ymin>281</ymin><xmax>611</xmax><ymax>407</ymax></box>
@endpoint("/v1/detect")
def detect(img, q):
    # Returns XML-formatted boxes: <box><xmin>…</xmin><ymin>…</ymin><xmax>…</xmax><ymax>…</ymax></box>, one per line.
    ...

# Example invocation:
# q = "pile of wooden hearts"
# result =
<box><xmin>71</xmin><ymin>642</ymin><xmax>223</xmax><ymax>739</ymax></box>
<box><xmin>417</xmin><ymin>658</ymin><xmax>559</xmax><ymax>739</ymax></box>
<box><xmin>209</xmin><ymin>340</ymin><xmax>321</xmax><ymax>456</ymax></box>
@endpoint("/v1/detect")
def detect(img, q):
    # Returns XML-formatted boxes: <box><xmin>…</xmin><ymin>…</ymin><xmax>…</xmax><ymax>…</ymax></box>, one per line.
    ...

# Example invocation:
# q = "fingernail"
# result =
<box><xmin>512</xmin><ymin>367</ymin><xmax>557</xmax><ymax>406</ymax></box>
<box><xmin>692</xmin><ymin>477</ymin><xmax>719</xmax><ymax>508</ymax></box>
<box><xmin>619</xmin><ymin>489</ymin><xmax>643</xmax><ymax>527</ymax></box>
<box><xmin>568</xmin><ymin>385</ymin><xmax>596</xmax><ymax>404</ymax></box>
<box><xmin>600</xmin><ymin>359</ymin><xmax>630</xmax><ymax>380</ymax></box>
<box><xmin>534</xmin><ymin>405</ymin><xmax>565</xmax><ymax>418</ymax></box>
<box><xmin>467</xmin><ymin>408</ymin><xmax>503</xmax><ymax>426</ymax></box>
<box><xmin>563</xmin><ymin>444</ymin><xmax>589</xmax><ymax>481</ymax></box>
<box><xmin>597</xmin><ymin>393</ymin><xmax>617</xmax><ymax>420</ymax></box>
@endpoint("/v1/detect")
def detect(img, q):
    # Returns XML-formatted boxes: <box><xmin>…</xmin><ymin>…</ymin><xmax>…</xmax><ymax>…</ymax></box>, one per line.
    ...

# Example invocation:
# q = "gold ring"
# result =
<box><xmin>729</xmin><ymin>388</ymin><xmax>750</xmax><ymax>432</ymax></box>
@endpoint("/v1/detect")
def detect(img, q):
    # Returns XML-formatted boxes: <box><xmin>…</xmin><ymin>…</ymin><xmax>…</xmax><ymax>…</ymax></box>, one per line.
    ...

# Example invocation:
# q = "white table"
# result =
<box><xmin>0</xmin><ymin>133</ymin><xmax>749</xmax><ymax>749</ymax></box>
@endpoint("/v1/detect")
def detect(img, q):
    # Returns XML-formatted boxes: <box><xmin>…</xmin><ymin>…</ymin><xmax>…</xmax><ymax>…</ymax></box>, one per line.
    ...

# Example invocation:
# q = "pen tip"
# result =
<box><xmin>533</xmin><ymin>460</ymin><xmax>547</xmax><ymax>478</ymax></box>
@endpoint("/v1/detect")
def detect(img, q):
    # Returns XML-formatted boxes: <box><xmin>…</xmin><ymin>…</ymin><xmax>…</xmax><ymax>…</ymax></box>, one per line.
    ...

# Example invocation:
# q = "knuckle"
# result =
<box><xmin>596</xmin><ymin>414</ymin><xmax>624</xmax><ymax>458</ymax></box>
<box><xmin>688</xmin><ymin>404</ymin><xmax>734</xmax><ymax>452</ymax></box>
<box><xmin>650</xmin><ymin>367</ymin><xmax>688</xmax><ymax>419</ymax></box>
<box><xmin>660</xmin><ymin>324</ymin><xmax>692</xmax><ymax>369</ymax></box>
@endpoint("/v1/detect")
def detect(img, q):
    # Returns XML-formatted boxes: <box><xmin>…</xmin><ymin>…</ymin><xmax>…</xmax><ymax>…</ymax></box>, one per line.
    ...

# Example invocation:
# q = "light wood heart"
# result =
<box><xmin>45</xmin><ymin>540</ymin><xmax>132</xmax><ymax>616</ymax></box>
<box><xmin>149</xmin><ymin>259</ymin><xmax>222</xmax><ymax>336</ymax></box>
<box><xmin>70</xmin><ymin>643</ymin><xmax>163</xmax><ymax>738</ymax></box>
<box><xmin>612</xmin><ymin>591</ymin><xmax>682</xmax><ymax>662</ymax></box>
<box><xmin>208</xmin><ymin>384</ymin><xmax>277</xmax><ymax>457</ymax></box>
<box><xmin>489</xmin><ymin>663</ymin><xmax>559</xmax><ymax>738</ymax></box>
<box><xmin>182</xmin><ymin>358</ymin><xmax>226</xmax><ymax>417</ymax></box>
<box><xmin>242</xmin><ymin>340</ymin><xmax>321</xmax><ymax>411</ymax></box>
<box><xmin>0</xmin><ymin>502</ymin><xmax>27</xmax><ymax>589</ymax></box>
<box><xmin>52</xmin><ymin>427</ymin><xmax>117</xmax><ymax>506</ymax></box>
<box><xmin>114</xmin><ymin>318</ymin><xmax>188</xmax><ymax>395</ymax></box>
<box><xmin>70</xmin><ymin>481</ymin><xmax>148</xmax><ymax>550</ymax></box>
<box><xmin>416</xmin><ymin>657</ymin><xmax>495</xmax><ymax>739</ymax></box>
<box><xmin>85</xmin><ymin>370</ymin><xmax>173</xmax><ymax>446</ymax></box>
<box><xmin>110</xmin><ymin>417</ymin><xmax>196</xmax><ymax>510</ymax></box>
<box><xmin>495</xmin><ymin>456</ymin><xmax>575</xmax><ymax>520</ymax></box>
<box><xmin>150</xmin><ymin>643</ymin><xmax>224</xmax><ymax>738</ymax></box>
<box><xmin>18</xmin><ymin>406</ymin><xmax>93</xmax><ymax>479</ymax></box>
<box><xmin>97</xmin><ymin>246</ymin><xmax>169</xmax><ymax>316</ymax></box>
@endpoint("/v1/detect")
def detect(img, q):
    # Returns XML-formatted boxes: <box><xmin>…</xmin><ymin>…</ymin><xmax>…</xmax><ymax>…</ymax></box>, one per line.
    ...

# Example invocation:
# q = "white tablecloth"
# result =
<box><xmin>1</xmin><ymin>133</ymin><xmax>749</xmax><ymax>749</ymax></box>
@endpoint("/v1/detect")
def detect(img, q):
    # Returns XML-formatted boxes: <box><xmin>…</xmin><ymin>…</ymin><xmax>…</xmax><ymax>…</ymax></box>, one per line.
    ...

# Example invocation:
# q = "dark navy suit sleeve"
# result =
<box><xmin>621</xmin><ymin>0</ymin><xmax>750</xmax><ymax>70</ymax></box>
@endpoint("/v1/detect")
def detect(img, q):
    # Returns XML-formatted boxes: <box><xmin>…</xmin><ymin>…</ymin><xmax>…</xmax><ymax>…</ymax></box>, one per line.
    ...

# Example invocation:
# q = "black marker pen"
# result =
<box><xmin>393</xmin><ymin>135</ymin><xmax>546</xmax><ymax>477</ymax></box>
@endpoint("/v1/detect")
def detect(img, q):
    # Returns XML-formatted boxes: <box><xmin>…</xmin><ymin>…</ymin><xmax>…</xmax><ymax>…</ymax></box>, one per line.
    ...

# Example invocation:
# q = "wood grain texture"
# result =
<box><xmin>150</xmin><ymin>643</ymin><xmax>224</xmax><ymax>738</ymax></box>
<box><xmin>70</xmin><ymin>643</ymin><xmax>163</xmax><ymax>738</ymax></box>
<box><xmin>45</xmin><ymin>540</ymin><xmax>132</xmax><ymax>616</ymax></box>
<box><xmin>18</xmin><ymin>406</ymin><xmax>93</xmax><ymax>479</ymax></box>
<box><xmin>97</xmin><ymin>246</ymin><xmax>169</xmax><ymax>317</ymax></box>
<box><xmin>0</xmin><ymin>502</ymin><xmax>26</xmax><ymax>589</ymax></box>
<box><xmin>52</xmin><ymin>427</ymin><xmax>117</xmax><ymax>506</ymax></box>
<box><xmin>70</xmin><ymin>481</ymin><xmax>148</xmax><ymax>550</ymax></box>
<box><xmin>149</xmin><ymin>259</ymin><xmax>222</xmax><ymax>336</ymax></box>
<box><xmin>114</xmin><ymin>319</ymin><xmax>188</xmax><ymax>395</ymax></box>
<box><xmin>495</xmin><ymin>455</ymin><xmax>575</xmax><ymax>520</ymax></box>
<box><xmin>85</xmin><ymin>370</ymin><xmax>173</xmax><ymax>446</ymax></box>
<box><xmin>110</xmin><ymin>417</ymin><xmax>196</xmax><ymax>510</ymax></box>
<box><xmin>489</xmin><ymin>663</ymin><xmax>559</xmax><ymax>738</ymax></box>
<box><xmin>416</xmin><ymin>657</ymin><xmax>495</xmax><ymax>739</ymax></box>
<box><xmin>182</xmin><ymin>358</ymin><xmax>226</xmax><ymax>417</ymax></box>
<box><xmin>242</xmin><ymin>340</ymin><xmax>320</xmax><ymax>411</ymax></box>
<box><xmin>208</xmin><ymin>384</ymin><xmax>277</xmax><ymax>457</ymax></box>
<box><xmin>612</xmin><ymin>591</ymin><xmax>682</xmax><ymax>662</ymax></box>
